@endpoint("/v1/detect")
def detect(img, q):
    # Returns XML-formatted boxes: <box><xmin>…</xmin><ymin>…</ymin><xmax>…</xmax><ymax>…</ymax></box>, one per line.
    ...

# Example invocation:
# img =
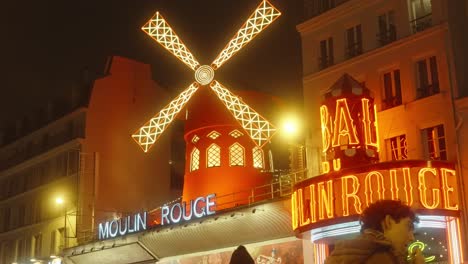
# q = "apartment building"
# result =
<box><xmin>298</xmin><ymin>0</ymin><xmax>468</xmax><ymax>259</ymax></box>
<box><xmin>0</xmin><ymin>56</ymin><xmax>180</xmax><ymax>263</ymax></box>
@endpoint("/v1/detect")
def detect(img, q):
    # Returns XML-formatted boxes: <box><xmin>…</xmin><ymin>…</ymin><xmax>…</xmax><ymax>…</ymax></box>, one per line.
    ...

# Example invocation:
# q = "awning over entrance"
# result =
<box><xmin>64</xmin><ymin>198</ymin><xmax>293</xmax><ymax>263</ymax></box>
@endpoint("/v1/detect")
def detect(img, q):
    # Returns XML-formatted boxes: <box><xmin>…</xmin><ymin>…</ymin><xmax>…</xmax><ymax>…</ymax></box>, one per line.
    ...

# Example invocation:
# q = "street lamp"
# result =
<box><xmin>55</xmin><ymin>196</ymin><xmax>68</xmax><ymax>249</ymax></box>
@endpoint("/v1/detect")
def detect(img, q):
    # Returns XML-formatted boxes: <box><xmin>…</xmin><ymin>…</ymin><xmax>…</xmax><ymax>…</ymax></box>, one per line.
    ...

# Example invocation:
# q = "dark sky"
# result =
<box><xmin>0</xmin><ymin>0</ymin><xmax>303</xmax><ymax>122</ymax></box>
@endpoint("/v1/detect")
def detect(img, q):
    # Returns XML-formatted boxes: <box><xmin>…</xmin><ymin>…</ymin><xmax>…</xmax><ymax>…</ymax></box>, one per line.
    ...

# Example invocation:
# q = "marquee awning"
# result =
<box><xmin>64</xmin><ymin>197</ymin><xmax>293</xmax><ymax>263</ymax></box>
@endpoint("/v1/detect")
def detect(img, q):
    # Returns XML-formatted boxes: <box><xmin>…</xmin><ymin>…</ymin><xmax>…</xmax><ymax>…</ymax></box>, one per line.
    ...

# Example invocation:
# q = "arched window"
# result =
<box><xmin>190</xmin><ymin>148</ymin><xmax>200</xmax><ymax>171</ymax></box>
<box><xmin>229</xmin><ymin>143</ymin><xmax>245</xmax><ymax>166</ymax></box>
<box><xmin>207</xmin><ymin>144</ymin><xmax>221</xmax><ymax>167</ymax></box>
<box><xmin>253</xmin><ymin>147</ymin><xmax>264</xmax><ymax>169</ymax></box>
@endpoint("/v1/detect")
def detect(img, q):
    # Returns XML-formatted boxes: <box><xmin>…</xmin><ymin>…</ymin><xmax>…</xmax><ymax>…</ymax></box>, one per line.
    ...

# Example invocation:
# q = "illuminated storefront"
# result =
<box><xmin>291</xmin><ymin>74</ymin><xmax>464</xmax><ymax>264</ymax></box>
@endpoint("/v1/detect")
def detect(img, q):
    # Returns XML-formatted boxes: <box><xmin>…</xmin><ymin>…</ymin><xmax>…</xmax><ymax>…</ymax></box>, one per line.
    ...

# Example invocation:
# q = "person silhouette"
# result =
<box><xmin>229</xmin><ymin>245</ymin><xmax>255</xmax><ymax>264</ymax></box>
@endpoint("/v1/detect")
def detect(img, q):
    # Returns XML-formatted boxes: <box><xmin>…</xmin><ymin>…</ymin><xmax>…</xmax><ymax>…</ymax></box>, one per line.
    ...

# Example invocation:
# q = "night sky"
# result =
<box><xmin>0</xmin><ymin>0</ymin><xmax>303</xmax><ymax>123</ymax></box>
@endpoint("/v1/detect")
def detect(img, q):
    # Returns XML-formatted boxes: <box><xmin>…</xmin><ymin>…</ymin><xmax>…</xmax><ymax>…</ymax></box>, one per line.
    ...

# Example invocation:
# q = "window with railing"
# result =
<box><xmin>386</xmin><ymin>135</ymin><xmax>408</xmax><ymax>160</ymax></box>
<box><xmin>381</xmin><ymin>69</ymin><xmax>402</xmax><ymax>110</ymax></box>
<box><xmin>408</xmin><ymin>0</ymin><xmax>432</xmax><ymax>33</ymax></box>
<box><xmin>377</xmin><ymin>11</ymin><xmax>396</xmax><ymax>46</ymax></box>
<box><xmin>415</xmin><ymin>56</ymin><xmax>439</xmax><ymax>98</ymax></box>
<box><xmin>207</xmin><ymin>144</ymin><xmax>221</xmax><ymax>168</ymax></box>
<box><xmin>229</xmin><ymin>143</ymin><xmax>245</xmax><ymax>166</ymax></box>
<box><xmin>319</xmin><ymin>37</ymin><xmax>334</xmax><ymax>69</ymax></box>
<box><xmin>304</xmin><ymin>0</ymin><xmax>350</xmax><ymax>19</ymax></box>
<box><xmin>345</xmin><ymin>25</ymin><xmax>362</xmax><ymax>58</ymax></box>
<box><xmin>422</xmin><ymin>124</ymin><xmax>446</xmax><ymax>160</ymax></box>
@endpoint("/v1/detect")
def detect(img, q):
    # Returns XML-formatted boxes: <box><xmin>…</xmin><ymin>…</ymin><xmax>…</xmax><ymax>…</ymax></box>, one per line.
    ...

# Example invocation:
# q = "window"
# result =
<box><xmin>207</xmin><ymin>144</ymin><xmax>221</xmax><ymax>167</ymax></box>
<box><xmin>408</xmin><ymin>0</ymin><xmax>432</xmax><ymax>33</ymax></box>
<box><xmin>382</xmin><ymin>69</ymin><xmax>402</xmax><ymax>109</ymax></box>
<box><xmin>319</xmin><ymin>37</ymin><xmax>334</xmax><ymax>69</ymax></box>
<box><xmin>422</xmin><ymin>125</ymin><xmax>446</xmax><ymax>160</ymax></box>
<box><xmin>190</xmin><ymin>148</ymin><xmax>200</xmax><ymax>171</ymax></box>
<box><xmin>207</xmin><ymin>131</ymin><xmax>221</xmax><ymax>140</ymax></box>
<box><xmin>229</xmin><ymin>143</ymin><xmax>245</xmax><ymax>166</ymax></box>
<box><xmin>386</xmin><ymin>135</ymin><xmax>408</xmax><ymax>160</ymax></box>
<box><xmin>416</xmin><ymin>56</ymin><xmax>439</xmax><ymax>98</ymax></box>
<box><xmin>58</xmin><ymin>228</ymin><xmax>65</xmax><ymax>250</ymax></box>
<box><xmin>229</xmin><ymin>130</ymin><xmax>243</xmax><ymax>138</ymax></box>
<box><xmin>253</xmin><ymin>147</ymin><xmax>264</xmax><ymax>169</ymax></box>
<box><xmin>191</xmin><ymin>135</ymin><xmax>200</xmax><ymax>143</ymax></box>
<box><xmin>18</xmin><ymin>204</ymin><xmax>25</xmax><ymax>227</ymax></box>
<box><xmin>16</xmin><ymin>239</ymin><xmax>26</xmax><ymax>261</ymax></box>
<box><xmin>32</xmin><ymin>234</ymin><xmax>42</xmax><ymax>258</ymax></box>
<box><xmin>345</xmin><ymin>24</ymin><xmax>362</xmax><ymax>58</ymax></box>
<box><xmin>377</xmin><ymin>11</ymin><xmax>396</xmax><ymax>46</ymax></box>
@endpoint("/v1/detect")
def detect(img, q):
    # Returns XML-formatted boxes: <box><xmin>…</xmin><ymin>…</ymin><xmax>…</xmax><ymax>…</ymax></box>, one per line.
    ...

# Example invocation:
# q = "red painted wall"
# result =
<box><xmin>83</xmin><ymin>56</ymin><xmax>175</xmax><ymax>221</ymax></box>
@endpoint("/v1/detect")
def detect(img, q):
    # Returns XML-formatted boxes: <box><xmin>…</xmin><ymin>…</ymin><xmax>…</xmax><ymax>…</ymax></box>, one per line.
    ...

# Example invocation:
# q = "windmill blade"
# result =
<box><xmin>209</xmin><ymin>80</ymin><xmax>276</xmax><ymax>147</ymax></box>
<box><xmin>132</xmin><ymin>82</ymin><xmax>200</xmax><ymax>152</ymax></box>
<box><xmin>211</xmin><ymin>0</ymin><xmax>281</xmax><ymax>70</ymax></box>
<box><xmin>142</xmin><ymin>12</ymin><xmax>200</xmax><ymax>71</ymax></box>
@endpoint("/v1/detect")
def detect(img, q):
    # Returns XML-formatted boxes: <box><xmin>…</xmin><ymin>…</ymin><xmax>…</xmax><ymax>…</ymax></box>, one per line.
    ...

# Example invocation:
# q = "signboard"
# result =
<box><xmin>161</xmin><ymin>194</ymin><xmax>216</xmax><ymax>225</ymax></box>
<box><xmin>291</xmin><ymin>161</ymin><xmax>459</xmax><ymax>232</ymax></box>
<box><xmin>98</xmin><ymin>212</ymin><xmax>147</xmax><ymax>240</ymax></box>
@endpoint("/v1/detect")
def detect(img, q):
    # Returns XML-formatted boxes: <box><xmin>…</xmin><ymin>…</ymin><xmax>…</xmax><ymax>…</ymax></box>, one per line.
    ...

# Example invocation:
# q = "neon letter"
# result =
<box><xmin>318</xmin><ymin>180</ymin><xmax>334</xmax><ymax>219</ymax></box>
<box><xmin>418</xmin><ymin>168</ymin><xmax>441</xmax><ymax>209</ymax></box>
<box><xmin>341</xmin><ymin>175</ymin><xmax>362</xmax><ymax>216</ymax></box>
<box><xmin>332</xmin><ymin>99</ymin><xmax>359</xmax><ymax>147</ymax></box>
<box><xmin>441</xmin><ymin>168</ymin><xmax>459</xmax><ymax>210</ymax></box>
<box><xmin>161</xmin><ymin>205</ymin><xmax>170</xmax><ymax>225</ymax></box>
<box><xmin>364</xmin><ymin>171</ymin><xmax>385</xmax><ymax>206</ymax></box>
<box><xmin>320</xmin><ymin>105</ymin><xmax>331</xmax><ymax>151</ymax></box>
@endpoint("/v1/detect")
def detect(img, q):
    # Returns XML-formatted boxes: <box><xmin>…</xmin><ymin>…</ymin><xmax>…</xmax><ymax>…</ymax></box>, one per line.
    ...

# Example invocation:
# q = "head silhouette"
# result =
<box><xmin>229</xmin><ymin>245</ymin><xmax>255</xmax><ymax>264</ymax></box>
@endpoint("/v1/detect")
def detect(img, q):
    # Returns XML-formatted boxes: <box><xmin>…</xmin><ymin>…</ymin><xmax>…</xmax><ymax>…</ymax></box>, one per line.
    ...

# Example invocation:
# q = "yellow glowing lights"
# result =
<box><xmin>195</xmin><ymin>65</ymin><xmax>215</xmax><ymax>85</ymax></box>
<box><xmin>407</xmin><ymin>241</ymin><xmax>436</xmax><ymax>262</ymax></box>
<box><xmin>142</xmin><ymin>12</ymin><xmax>200</xmax><ymax>70</ymax></box>
<box><xmin>333</xmin><ymin>99</ymin><xmax>359</xmax><ymax>147</ymax></box>
<box><xmin>210</xmin><ymin>81</ymin><xmax>276</xmax><ymax>147</ymax></box>
<box><xmin>134</xmin><ymin>1</ymin><xmax>280</xmax><ymax>151</ymax></box>
<box><xmin>132</xmin><ymin>83</ymin><xmax>199</xmax><ymax>152</ymax></box>
<box><xmin>291</xmin><ymin>163</ymin><xmax>460</xmax><ymax>231</ymax></box>
<box><xmin>211</xmin><ymin>0</ymin><xmax>281</xmax><ymax>69</ymax></box>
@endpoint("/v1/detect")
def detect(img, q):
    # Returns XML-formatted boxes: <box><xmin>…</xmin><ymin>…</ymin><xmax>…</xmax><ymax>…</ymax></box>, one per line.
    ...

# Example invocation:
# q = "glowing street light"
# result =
<box><xmin>55</xmin><ymin>197</ymin><xmax>64</xmax><ymax>205</ymax></box>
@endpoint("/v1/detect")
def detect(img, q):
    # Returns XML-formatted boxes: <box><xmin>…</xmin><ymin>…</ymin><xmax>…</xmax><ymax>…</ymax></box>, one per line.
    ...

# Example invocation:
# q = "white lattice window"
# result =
<box><xmin>191</xmin><ymin>148</ymin><xmax>200</xmax><ymax>171</ymax></box>
<box><xmin>253</xmin><ymin>147</ymin><xmax>264</xmax><ymax>169</ymax></box>
<box><xmin>229</xmin><ymin>143</ymin><xmax>245</xmax><ymax>166</ymax></box>
<box><xmin>207</xmin><ymin>131</ymin><xmax>221</xmax><ymax>139</ymax></box>
<box><xmin>229</xmin><ymin>130</ymin><xmax>244</xmax><ymax>138</ymax></box>
<box><xmin>192</xmin><ymin>135</ymin><xmax>200</xmax><ymax>143</ymax></box>
<box><xmin>207</xmin><ymin>144</ymin><xmax>221</xmax><ymax>167</ymax></box>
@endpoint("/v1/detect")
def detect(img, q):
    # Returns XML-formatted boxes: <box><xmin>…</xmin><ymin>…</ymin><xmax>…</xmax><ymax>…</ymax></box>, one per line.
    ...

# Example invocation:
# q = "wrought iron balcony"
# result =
<box><xmin>417</xmin><ymin>83</ymin><xmax>439</xmax><ymax>98</ymax></box>
<box><xmin>377</xmin><ymin>26</ymin><xmax>397</xmax><ymax>46</ymax></box>
<box><xmin>345</xmin><ymin>42</ymin><xmax>363</xmax><ymax>59</ymax></box>
<box><xmin>318</xmin><ymin>56</ymin><xmax>334</xmax><ymax>70</ymax></box>
<box><xmin>410</xmin><ymin>13</ymin><xmax>432</xmax><ymax>33</ymax></box>
<box><xmin>381</xmin><ymin>96</ymin><xmax>402</xmax><ymax>110</ymax></box>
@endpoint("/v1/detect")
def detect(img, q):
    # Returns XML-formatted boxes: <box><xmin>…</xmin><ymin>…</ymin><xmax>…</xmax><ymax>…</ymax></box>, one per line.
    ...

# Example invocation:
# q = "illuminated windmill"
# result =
<box><xmin>132</xmin><ymin>0</ymin><xmax>281</xmax><ymax>153</ymax></box>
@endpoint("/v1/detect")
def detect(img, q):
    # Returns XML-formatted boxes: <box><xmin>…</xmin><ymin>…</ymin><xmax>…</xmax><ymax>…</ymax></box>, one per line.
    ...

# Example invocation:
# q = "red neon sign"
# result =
<box><xmin>291</xmin><ymin>161</ymin><xmax>459</xmax><ymax>232</ymax></box>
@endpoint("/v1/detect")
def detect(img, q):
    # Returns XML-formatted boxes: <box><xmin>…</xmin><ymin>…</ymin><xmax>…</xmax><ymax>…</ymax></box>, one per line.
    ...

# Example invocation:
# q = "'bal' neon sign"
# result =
<box><xmin>161</xmin><ymin>194</ymin><xmax>216</xmax><ymax>225</ymax></box>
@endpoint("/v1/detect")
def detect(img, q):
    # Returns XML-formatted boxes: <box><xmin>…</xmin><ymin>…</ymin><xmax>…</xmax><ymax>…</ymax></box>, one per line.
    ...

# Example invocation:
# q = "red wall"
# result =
<box><xmin>83</xmin><ymin>56</ymin><xmax>175</xmax><ymax>220</ymax></box>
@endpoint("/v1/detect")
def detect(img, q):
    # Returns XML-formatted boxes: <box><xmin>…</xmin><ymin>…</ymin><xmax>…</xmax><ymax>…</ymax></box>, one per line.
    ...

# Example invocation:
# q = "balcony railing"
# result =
<box><xmin>345</xmin><ymin>42</ymin><xmax>363</xmax><ymax>59</ymax></box>
<box><xmin>318</xmin><ymin>56</ymin><xmax>334</xmax><ymax>70</ymax></box>
<box><xmin>377</xmin><ymin>26</ymin><xmax>397</xmax><ymax>46</ymax></box>
<box><xmin>410</xmin><ymin>13</ymin><xmax>432</xmax><ymax>33</ymax></box>
<box><xmin>77</xmin><ymin>169</ymin><xmax>308</xmax><ymax>245</ymax></box>
<box><xmin>381</xmin><ymin>96</ymin><xmax>402</xmax><ymax>110</ymax></box>
<box><xmin>417</xmin><ymin>83</ymin><xmax>440</xmax><ymax>98</ymax></box>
